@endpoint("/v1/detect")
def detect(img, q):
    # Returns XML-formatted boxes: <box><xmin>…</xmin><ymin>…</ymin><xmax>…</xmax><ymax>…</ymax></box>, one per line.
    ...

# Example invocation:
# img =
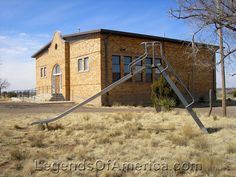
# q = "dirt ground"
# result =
<box><xmin>0</xmin><ymin>102</ymin><xmax>235</xmax><ymax>118</ymax></box>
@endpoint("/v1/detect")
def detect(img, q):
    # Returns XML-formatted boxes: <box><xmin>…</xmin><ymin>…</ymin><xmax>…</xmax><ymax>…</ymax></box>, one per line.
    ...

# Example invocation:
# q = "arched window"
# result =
<box><xmin>55</xmin><ymin>44</ymin><xmax>58</xmax><ymax>50</ymax></box>
<box><xmin>53</xmin><ymin>64</ymin><xmax>61</xmax><ymax>75</ymax></box>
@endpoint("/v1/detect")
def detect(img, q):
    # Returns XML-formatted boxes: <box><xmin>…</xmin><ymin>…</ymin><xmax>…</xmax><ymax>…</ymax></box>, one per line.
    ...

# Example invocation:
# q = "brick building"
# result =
<box><xmin>32</xmin><ymin>29</ymin><xmax>217</xmax><ymax>106</ymax></box>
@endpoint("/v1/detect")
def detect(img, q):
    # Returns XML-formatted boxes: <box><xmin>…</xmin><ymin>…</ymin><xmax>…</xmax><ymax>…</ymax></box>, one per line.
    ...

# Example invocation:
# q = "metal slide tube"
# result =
<box><xmin>31</xmin><ymin>66</ymin><xmax>146</xmax><ymax>125</ymax></box>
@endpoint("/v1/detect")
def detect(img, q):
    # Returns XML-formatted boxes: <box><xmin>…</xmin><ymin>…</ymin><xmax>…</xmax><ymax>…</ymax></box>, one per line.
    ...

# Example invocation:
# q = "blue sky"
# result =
<box><xmin>0</xmin><ymin>0</ymin><xmax>235</xmax><ymax>90</ymax></box>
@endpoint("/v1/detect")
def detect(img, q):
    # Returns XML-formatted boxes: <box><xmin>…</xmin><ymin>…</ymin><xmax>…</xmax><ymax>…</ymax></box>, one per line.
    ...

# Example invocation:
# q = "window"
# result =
<box><xmin>43</xmin><ymin>67</ymin><xmax>47</xmax><ymax>77</ymax></box>
<box><xmin>154</xmin><ymin>58</ymin><xmax>162</xmax><ymax>80</ymax></box>
<box><xmin>124</xmin><ymin>56</ymin><xmax>132</xmax><ymax>82</ymax></box>
<box><xmin>55</xmin><ymin>44</ymin><xmax>58</xmax><ymax>50</ymax></box>
<box><xmin>40</xmin><ymin>68</ymin><xmax>44</xmax><ymax>78</ymax></box>
<box><xmin>40</xmin><ymin>67</ymin><xmax>47</xmax><ymax>78</ymax></box>
<box><xmin>78</xmin><ymin>57</ymin><xmax>89</xmax><ymax>72</ymax></box>
<box><xmin>53</xmin><ymin>64</ymin><xmax>61</xmax><ymax>74</ymax></box>
<box><xmin>146</xmin><ymin>57</ymin><xmax>152</xmax><ymax>82</ymax></box>
<box><xmin>112</xmin><ymin>55</ymin><xmax>120</xmax><ymax>82</ymax></box>
<box><xmin>124</xmin><ymin>56</ymin><xmax>132</xmax><ymax>75</ymax></box>
<box><xmin>78</xmin><ymin>58</ymin><xmax>83</xmax><ymax>71</ymax></box>
<box><xmin>135</xmin><ymin>59</ymin><xmax>143</xmax><ymax>82</ymax></box>
<box><xmin>84</xmin><ymin>57</ymin><xmax>89</xmax><ymax>71</ymax></box>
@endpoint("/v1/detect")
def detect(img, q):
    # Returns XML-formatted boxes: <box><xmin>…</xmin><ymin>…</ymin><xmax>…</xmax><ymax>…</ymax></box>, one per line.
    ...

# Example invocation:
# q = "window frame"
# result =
<box><xmin>78</xmin><ymin>57</ymin><xmax>89</xmax><ymax>72</ymax></box>
<box><xmin>154</xmin><ymin>58</ymin><xmax>162</xmax><ymax>80</ymax></box>
<box><xmin>145</xmin><ymin>57</ymin><xmax>152</xmax><ymax>82</ymax></box>
<box><xmin>84</xmin><ymin>57</ymin><xmax>89</xmax><ymax>71</ymax></box>
<box><xmin>124</xmin><ymin>56</ymin><xmax>132</xmax><ymax>75</ymax></box>
<box><xmin>78</xmin><ymin>58</ymin><xmax>83</xmax><ymax>72</ymax></box>
<box><xmin>112</xmin><ymin>55</ymin><xmax>121</xmax><ymax>82</ymax></box>
<box><xmin>134</xmin><ymin>57</ymin><xmax>143</xmax><ymax>82</ymax></box>
<box><xmin>43</xmin><ymin>67</ymin><xmax>47</xmax><ymax>77</ymax></box>
<box><xmin>40</xmin><ymin>66</ymin><xmax>47</xmax><ymax>78</ymax></box>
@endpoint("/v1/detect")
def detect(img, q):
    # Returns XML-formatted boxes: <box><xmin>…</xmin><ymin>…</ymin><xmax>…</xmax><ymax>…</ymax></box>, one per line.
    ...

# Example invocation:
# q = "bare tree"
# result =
<box><xmin>0</xmin><ymin>79</ymin><xmax>10</xmax><ymax>96</ymax></box>
<box><xmin>170</xmin><ymin>0</ymin><xmax>236</xmax><ymax>117</ymax></box>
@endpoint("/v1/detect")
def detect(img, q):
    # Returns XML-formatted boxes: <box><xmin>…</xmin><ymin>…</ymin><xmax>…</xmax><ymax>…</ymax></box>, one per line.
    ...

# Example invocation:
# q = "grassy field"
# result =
<box><xmin>0</xmin><ymin>110</ymin><xmax>236</xmax><ymax>177</ymax></box>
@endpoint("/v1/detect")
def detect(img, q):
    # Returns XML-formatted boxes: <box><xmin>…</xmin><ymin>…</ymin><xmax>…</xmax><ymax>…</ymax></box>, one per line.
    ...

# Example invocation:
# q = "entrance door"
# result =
<box><xmin>55</xmin><ymin>75</ymin><xmax>60</xmax><ymax>94</ymax></box>
<box><xmin>52</xmin><ymin>64</ymin><xmax>62</xmax><ymax>94</ymax></box>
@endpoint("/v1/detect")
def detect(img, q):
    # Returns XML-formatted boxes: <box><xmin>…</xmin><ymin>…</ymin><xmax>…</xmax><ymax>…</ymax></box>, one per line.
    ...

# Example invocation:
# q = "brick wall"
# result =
<box><xmin>35</xmin><ymin>31</ymin><xmax>216</xmax><ymax>106</ymax></box>
<box><xmin>100</xmin><ymin>34</ymin><xmax>215</xmax><ymax>106</ymax></box>
<box><xmin>69</xmin><ymin>33</ymin><xmax>102</xmax><ymax>105</ymax></box>
<box><xmin>35</xmin><ymin>31</ymin><xmax>69</xmax><ymax>100</ymax></box>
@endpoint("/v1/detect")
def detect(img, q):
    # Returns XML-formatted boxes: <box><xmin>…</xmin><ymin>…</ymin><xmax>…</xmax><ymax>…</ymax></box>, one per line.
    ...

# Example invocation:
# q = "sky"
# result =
<box><xmin>0</xmin><ymin>0</ymin><xmax>235</xmax><ymax>90</ymax></box>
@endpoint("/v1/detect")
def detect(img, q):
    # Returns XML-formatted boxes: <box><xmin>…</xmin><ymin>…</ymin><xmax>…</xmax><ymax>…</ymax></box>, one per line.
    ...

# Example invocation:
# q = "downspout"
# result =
<box><xmin>65</xmin><ymin>42</ymin><xmax>70</xmax><ymax>101</ymax></box>
<box><xmin>103</xmin><ymin>33</ymin><xmax>111</xmax><ymax>106</ymax></box>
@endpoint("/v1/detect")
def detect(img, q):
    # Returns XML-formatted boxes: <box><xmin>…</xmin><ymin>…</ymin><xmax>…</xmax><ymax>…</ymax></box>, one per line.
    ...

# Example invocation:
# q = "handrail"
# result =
<box><xmin>128</xmin><ymin>52</ymin><xmax>147</xmax><ymax>73</ymax></box>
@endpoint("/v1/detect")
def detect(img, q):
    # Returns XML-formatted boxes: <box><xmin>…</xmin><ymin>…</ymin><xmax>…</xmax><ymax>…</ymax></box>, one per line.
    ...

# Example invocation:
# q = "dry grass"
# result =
<box><xmin>0</xmin><ymin>109</ymin><xmax>236</xmax><ymax>177</ymax></box>
<box><xmin>226</xmin><ymin>143</ymin><xmax>236</xmax><ymax>154</ymax></box>
<box><xmin>10</xmin><ymin>149</ymin><xmax>27</xmax><ymax>161</ymax></box>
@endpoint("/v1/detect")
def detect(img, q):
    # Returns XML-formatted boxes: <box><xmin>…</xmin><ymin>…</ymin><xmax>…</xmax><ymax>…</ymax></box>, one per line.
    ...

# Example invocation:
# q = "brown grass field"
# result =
<box><xmin>0</xmin><ymin>108</ymin><xmax>236</xmax><ymax>177</ymax></box>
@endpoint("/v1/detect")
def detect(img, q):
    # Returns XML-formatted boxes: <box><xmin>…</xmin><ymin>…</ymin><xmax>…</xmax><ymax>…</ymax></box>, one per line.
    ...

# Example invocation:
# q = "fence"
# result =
<box><xmin>1</xmin><ymin>86</ymin><xmax>53</xmax><ymax>100</ymax></box>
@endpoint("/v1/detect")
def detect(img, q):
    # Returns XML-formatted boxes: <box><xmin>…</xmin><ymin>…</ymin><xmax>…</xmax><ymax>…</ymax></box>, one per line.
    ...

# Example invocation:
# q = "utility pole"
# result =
<box><xmin>219</xmin><ymin>28</ymin><xmax>227</xmax><ymax>117</ymax></box>
<box><xmin>216</xmin><ymin>0</ymin><xmax>227</xmax><ymax>117</ymax></box>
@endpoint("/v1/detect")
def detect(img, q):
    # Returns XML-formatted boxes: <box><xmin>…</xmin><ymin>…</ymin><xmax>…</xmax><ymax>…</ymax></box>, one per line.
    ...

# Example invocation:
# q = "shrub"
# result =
<box><xmin>151</xmin><ymin>75</ymin><xmax>177</xmax><ymax>112</ymax></box>
<box><xmin>155</xmin><ymin>97</ymin><xmax>176</xmax><ymax>111</ymax></box>
<box><xmin>10</xmin><ymin>149</ymin><xmax>26</xmax><ymax>161</ymax></box>
<box><xmin>6</xmin><ymin>91</ymin><xmax>17</xmax><ymax>98</ymax></box>
<box><xmin>233</xmin><ymin>90</ymin><xmax>236</xmax><ymax>97</ymax></box>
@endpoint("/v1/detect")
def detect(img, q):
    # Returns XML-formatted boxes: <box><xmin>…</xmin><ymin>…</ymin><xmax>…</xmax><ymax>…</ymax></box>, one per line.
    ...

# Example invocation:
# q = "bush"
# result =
<box><xmin>151</xmin><ymin>75</ymin><xmax>177</xmax><ymax>112</ymax></box>
<box><xmin>6</xmin><ymin>91</ymin><xmax>17</xmax><ymax>98</ymax></box>
<box><xmin>155</xmin><ymin>97</ymin><xmax>176</xmax><ymax>111</ymax></box>
<box><xmin>233</xmin><ymin>90</ymin><xmax>236</xmax><ymax>97</ymax></box>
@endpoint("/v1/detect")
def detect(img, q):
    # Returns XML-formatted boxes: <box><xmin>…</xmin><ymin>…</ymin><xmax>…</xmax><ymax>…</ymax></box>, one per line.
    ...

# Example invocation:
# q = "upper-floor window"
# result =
<box><xmin>112</xmin><ymin>55</ymin><xmax>120</xmax><ymax>82</ymax></box>
<box><xmin>78</xmin><ymin>59</ymin><xmax>83</xmax><ymax>71</ymax></box>
<box><xmin>135</xmin><ymin>58</ymin><xmax>143</xmax><ymax>82</ymax></box>
<box><xmin>40</xmin><ymin>66</ymin><xmax>47</xmax><ymax>78</ymax></box>
<box><xmin>44</xmin><ymin>67</ymin><xmax>47</xmax><ymax>77</ymax></box>
<box><xmin>40</xmin><ymin>68</ymin><xmax>43</xmax><ymax>78</ymax></box>
<box><xmin>146</xmin><ymin>57</ymin><xmax>152</xmax><ymax>82</ymax></box>
<box><xmin>84</xmin><ymin>57</ymin><xmax>89</xmax><ymax>71</ymax></box>
<box><xmin>78</xmin><ymin>57</ymin><xmax>89</xmax><ymax>72</ymax></box>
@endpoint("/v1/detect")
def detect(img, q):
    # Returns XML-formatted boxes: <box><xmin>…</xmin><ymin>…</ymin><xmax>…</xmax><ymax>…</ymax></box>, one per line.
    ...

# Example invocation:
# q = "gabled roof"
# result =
<box><xmin>32</xmin><ymin>29</ymin><xmax>218</xmax><ymax>58</ymax></box>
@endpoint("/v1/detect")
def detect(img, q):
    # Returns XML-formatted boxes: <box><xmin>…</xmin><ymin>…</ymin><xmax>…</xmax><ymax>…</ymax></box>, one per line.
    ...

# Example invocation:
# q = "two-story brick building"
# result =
<box><xmin>32</xmin><ymin>29</ymin><xmax>217</xmax><ymax>106</ymax></box>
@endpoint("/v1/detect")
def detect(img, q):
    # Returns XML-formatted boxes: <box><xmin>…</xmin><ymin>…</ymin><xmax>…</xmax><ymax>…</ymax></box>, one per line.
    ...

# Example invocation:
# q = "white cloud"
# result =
<box><xmin>0</xmin><ymin>32</ymin><xmax>50</xmax><ymax>90</ymax></box>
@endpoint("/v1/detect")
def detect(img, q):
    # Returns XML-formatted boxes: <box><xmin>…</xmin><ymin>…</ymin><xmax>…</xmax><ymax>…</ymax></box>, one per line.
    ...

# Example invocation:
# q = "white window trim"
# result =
<box><xmin>40</xmin><ymin>66</ymin><xmax>47</xmax><ymax>78</ymax></box>
<box><xmin>78</xmin><ymin>58</ymin><xmax>83</xmax><ymax>72</ymax></box>
<box><xmin>84</xmin><ymin>57</ymin><xmax>89</xmax><ymax>72</ymax></box>
<box><xmin>78</xmin><ymin>57</ymin><xmax>90</xmax><ymax>72</ymax></box>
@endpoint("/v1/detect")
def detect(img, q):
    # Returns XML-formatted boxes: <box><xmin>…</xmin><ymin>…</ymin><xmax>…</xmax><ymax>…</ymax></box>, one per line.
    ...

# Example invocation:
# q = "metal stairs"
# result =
<box><xmin>31</xmin><ymin>41</ymin><xmax>208</xmax><ymax>134</ymax></box>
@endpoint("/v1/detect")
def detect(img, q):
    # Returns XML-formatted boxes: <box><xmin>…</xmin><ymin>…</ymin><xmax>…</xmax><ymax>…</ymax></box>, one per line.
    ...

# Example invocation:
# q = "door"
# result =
<box><xmin>55</xmin><ymin>75</ymin><xmax>60</xmax><ymax>94</ymax></box>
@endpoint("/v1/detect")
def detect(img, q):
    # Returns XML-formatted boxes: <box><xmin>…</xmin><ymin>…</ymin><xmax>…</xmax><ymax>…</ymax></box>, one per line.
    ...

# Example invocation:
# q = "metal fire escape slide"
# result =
<box><xmin>31</xmin><ymin>41</ymin><xmax>208</xmax><ymax>134</ymax></box>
